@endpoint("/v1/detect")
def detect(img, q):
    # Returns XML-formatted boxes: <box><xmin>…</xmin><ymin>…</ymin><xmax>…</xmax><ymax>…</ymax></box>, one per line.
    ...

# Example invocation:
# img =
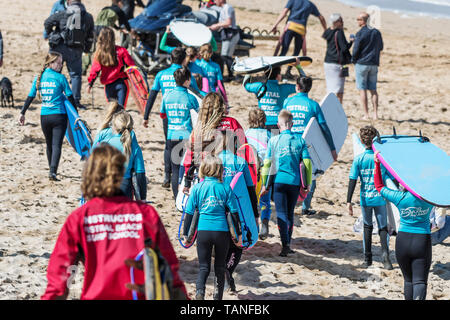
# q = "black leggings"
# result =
<box><xmin>395</xmin><ymin>231</ymin><xmax>432</xmax><ymax>300</ymax></box>
<box><xmin>163</xmin><ymin>118</ymin><xmax>172</xmax><ymax>179</ymax></box>
<box><xmin>226</xmin><ymin>238</ymin><xmax>243</xmax><ymax>277</ymax></box>
<box><xmin>196</xmin><ymin>230</ymin><xmax>231</xmax><ymax>297</ymax></box>
<box><xmin>40</xmin><ymin>114</ymin><xmax>68</xmax><ymax>174</ymax></box>
<box><xmin>166</xmin><ymin>139</ymin><xmax>187</xmax><ymax>200</ymax></box>
<box><xmin>280</xmin><ymin>29</ymin><xmax>304</xmax><ymax>57</ymax></box>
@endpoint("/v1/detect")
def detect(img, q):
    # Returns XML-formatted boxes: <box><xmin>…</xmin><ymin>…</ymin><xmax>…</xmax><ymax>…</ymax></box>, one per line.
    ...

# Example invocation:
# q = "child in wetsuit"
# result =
<box><xmin>183</xmin><ymin>154</ymin><xmax>241</xmax><ymax>300</ymax></box>
<box><xmin>245</xmin><ymin>108</ymin><xmax>272</xmax><ymax>240</ymax></box>
<box><xmin>346</xmin><ymin>126</ymin><xmax>393</xmax><ymax>269</ymax></box>
<box><xmin>260</xmin><ymin>110</ymin><xmax>312</xmax><ymax>256</ymax></box>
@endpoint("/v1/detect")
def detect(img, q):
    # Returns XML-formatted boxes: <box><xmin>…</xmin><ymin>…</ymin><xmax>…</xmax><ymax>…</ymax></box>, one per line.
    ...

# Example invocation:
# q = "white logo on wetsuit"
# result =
<box><xmin>400</xmin><ymin>207</ymin><xmax>429</xmax><ymax>218</ymax></box>
<box><xmin>201</xmin><ymin>196</ymin><xmax>224</xmax><ymax>211</ymax></box>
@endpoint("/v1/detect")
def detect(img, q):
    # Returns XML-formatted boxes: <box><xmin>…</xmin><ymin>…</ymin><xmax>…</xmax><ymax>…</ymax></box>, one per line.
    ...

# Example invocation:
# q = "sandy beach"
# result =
<box><xmin>0</xmin><ymin>0</ymin><xmax>448</xmax><ymax>300</ymax></box>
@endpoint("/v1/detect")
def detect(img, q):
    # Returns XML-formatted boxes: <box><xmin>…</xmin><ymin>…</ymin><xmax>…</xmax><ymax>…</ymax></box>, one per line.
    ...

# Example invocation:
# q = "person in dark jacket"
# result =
<box><xmin>44</xmin><ymin>0</ymin><xmax>95</xmax><ymax>110</ymax></box>
<box><xmin>0</xmin><ymin>30</ymin><xmax>3</xmax><ymax>68</ymax></box>
<box><xmin>119</xmin><ymin>0</ymin><xmax>145</xmax><ymax>48</ymax></box>
<box><xmin>43</xmin><ymin>0</ymin><xmax>68</xmax><ymax>39</ymax></box>
<box><xmin>352</xmin><ymin>12</ymin><xmax>383</xmax><ymax>120</ymax></box>
<box><xmin>322</xmin><ymin>13</ymin><xmax>353</xmax><ymax>104</ymax></box>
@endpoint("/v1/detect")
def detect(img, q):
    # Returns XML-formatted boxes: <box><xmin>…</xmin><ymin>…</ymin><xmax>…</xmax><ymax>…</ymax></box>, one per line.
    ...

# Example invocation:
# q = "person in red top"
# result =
<box><xmin>87</xmin><ymin>26</ymin><xmax>135</xmax><ymax>108</ymax></box>
<box><xmin>41</xmin><ymin>144</ymin><xmax>188</xmax><ymax>300</ymax></box>
<box><xmin>182</xmin><ymin>92</ymin><xmax>247</xmax><ymax>191</ymax></box>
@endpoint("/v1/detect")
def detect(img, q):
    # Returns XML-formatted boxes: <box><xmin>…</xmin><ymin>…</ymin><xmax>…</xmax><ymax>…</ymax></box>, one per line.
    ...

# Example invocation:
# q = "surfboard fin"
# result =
<box><xmin>393</xmin><ymin>126</ymin><xmax>397</xmax><ymax>137</ymax></box>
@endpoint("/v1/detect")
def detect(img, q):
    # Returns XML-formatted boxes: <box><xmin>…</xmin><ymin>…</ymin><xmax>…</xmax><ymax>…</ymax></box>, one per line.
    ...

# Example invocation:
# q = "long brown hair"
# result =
<box><xmin>189</xmin><ymin>92</ymin><xmax>225</xmax><ymax>166</ymax></box>
<box><xmin>199</xmin><ymin>43</ymin><xmax>213</xmax><ymax>61</ymax></box>
<box><xmin>94</xmin><ymin>27</ymin><xmax>117</xmax><ymax>67</ymax></box>
<box><xmin>36</xmin><ymin>52</ymin><xmax>62</xmax><ymax>100</ymax></box>
<box><xmin>81</xmin><ymin>144</ymin><xmax>126</xmax><ymax>200</ymax></box>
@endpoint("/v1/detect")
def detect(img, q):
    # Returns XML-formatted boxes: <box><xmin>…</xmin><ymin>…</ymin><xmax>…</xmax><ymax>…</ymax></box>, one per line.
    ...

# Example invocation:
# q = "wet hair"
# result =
<box><xmin>81</xmin><ymin>144</ymin><xmax>126</xmax><ymax>200</ymax></box>
<box><xmin>111</xmin><ymin>110</ymin><xmax>134</xmax><ymax>159</ymax></box>
<box><xmin>278</xmin><ymin>109</ymin><xmax>293</xmax><ymax>126</ymax></box>
<box><xmin>36</xmin><ymin>52</ymin><xmax>62</xmax><ymax>100</ymax></box>
<box><xmin>267</xmin><ymin>67</ymin><xmax>281</xmax><ymax>80</ymax></box>
<box><xmin>94</xmin><ymin>27</ymin><xmax>117</xmax><ymax>67</ymax></box>
<box><xmin>199</xmin><ymin>154</ymin><xmax>223</xmax><ymax>181</ymax></box>
<box><xmin>248</xmin><ymin>107</ymin><xmax>266</xmax><ymax>129</ymax></box>
<box><xmin>359</xmin><ymin>125</ymin><xmax>378</xmax><ymax>147</ymax></box>
<box><xmin>99</xmin><ymin>100</ymin><xmax>124</xmax><ymax>131</ymax></box>
<box><xmin>199</xmin><ymin>43</ymin><xmax>213</xmax><ymax>61</ymax></box>
<box><xmin>174</xmin><ymin>66</ymin><xmax>191</xmax><ymax>87</ymax></box>
<box><xmin>171</xmin><ymin>47</ymin><xmax>187</xmax><ymax>65</ymax></box>
<box><xmin>297</xmin><ymin>76</ymin><xmax>313</xmax><ymax>93</ymax></box>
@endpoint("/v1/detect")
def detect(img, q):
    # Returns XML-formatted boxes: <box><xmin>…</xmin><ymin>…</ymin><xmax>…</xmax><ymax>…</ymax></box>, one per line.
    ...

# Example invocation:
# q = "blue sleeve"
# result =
<box><xmin>190</xmin><ymin>75</ymin><xmax>200</xmax><ymax>92</ymax></box>
<box><xmin>226</xmin><ymin>187</ymin><xmax>238</xmax><ymax>213</ymax></box>
<box><xmin>189</xmin><ymin>95</ymin><xmax>199</xmax><ymax>112</ymax></box>
<box><xmin>216</xmin><ymin>64</ymin><xmax>223</xmax><ymax>81</ymax></box>
<box><xmin>244</xmin><ymin>82</ymin><xmax>263</xmax><ymax>95</ymax></box>
<box><xmin>349</xmin><ymin>158</ymin><xmax>359</xmax><ymax>180</ymax></box>
<box><xmin>61</xmin><ymin>75</ymin><xmax>73</xmax><ymax>97</ymax></box>
<box><xmin>28</xmin><ymin>76</ymin><xmax>38</xmax><ymax>98</ymax></box>
<box><xmin>300</xmin><ymin>139</ymin><xmax>310</xmax><ymax>160</ymax></box>
<box><xmin>352</xmin><ymin>31</ymin><xmax>362</xmax><ymax>63</ymax></box>
<box><xmin>133</xmin><ymin>143</ymin><xmax>146</xmax><ymax>174</ymax></box>
<box><xmin>160</xmin><ymin>96</ymin><xmax>166</xmax><ymax>114</ymax></box>
<box><xmin>184</xmin><ymin>186</ymin><xmax>198</xmax><ymax>215</ymax></box>
<box><xmin>242</xmin><ymin>164</ymin><xmax>254</xmax><ymax>187</ymax></box>
<box><xmin>381</xmin><ymin>187</ymin><xmax>404</xmax><ymax>207</ymax></box>
<box><xmin>265</xmin><ymin>138</ymin><xmax>273</xmax><ymax>161</ymax></box>
<box><xmin>310</xmin><ymin>3</ymin><xmax>321</xmax><ymax>17</ymax></box>
<box><xmin>151</xmin><ymin>72</ymin><xmax>162</xmax><ymax>91</ymax></box>
<box><xmin>286</xmin><ymin>0</ymin><xmax>294</xmax><ymax>10</ymax></box>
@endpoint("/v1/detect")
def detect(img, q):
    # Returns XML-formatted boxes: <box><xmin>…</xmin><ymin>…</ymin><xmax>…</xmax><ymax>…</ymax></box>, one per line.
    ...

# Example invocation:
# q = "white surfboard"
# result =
<box><xmin>351</xmin><ymin>132</ymin><xmax>400</xmax><ymax>235</ymax></box>
<box><xmin>170</xmin><ymin>20</ymin><xmax>212</xmax><ymax>47</ymax></box>
<box><xmin>301</xmin><ymin>93</ymin><xmax>348</xmax><ymax>179</ymax></box>
<box><xmin>232</xmin><ymin>56</ymin><xmax>312</xmax><ymax>75</ymax></box>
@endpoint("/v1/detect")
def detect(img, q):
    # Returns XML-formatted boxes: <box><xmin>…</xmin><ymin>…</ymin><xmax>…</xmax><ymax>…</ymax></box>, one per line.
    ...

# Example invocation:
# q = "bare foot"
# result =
<box><xmin>373</xmin><ymin>113</ymin><xmax>378</xmax><ymax>120</ymax></box>
<box><xmin>363</xmin><ymin>113</ymin><xmax>370</xmax><ymax>120</ymax></box>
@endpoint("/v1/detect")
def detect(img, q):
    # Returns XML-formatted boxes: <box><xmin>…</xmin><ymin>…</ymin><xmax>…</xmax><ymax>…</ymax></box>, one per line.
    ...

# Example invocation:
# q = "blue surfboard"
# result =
<box><xmin>64</xmin><ymin>100</ymin><xmax>92</xmax><ymax>161</ymax></box>
<box><xmin>230</xmin><ymin>172</ymin><xmax>259</xmax><ymax>249</ymax></box>
<box><xmin>372</xmin><ymin>135</ymin><xmax>450</xmax><ymax>208</ymax></box>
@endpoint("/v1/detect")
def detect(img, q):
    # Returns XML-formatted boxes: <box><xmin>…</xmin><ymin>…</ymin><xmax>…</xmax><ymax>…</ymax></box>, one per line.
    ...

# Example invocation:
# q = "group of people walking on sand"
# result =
<box><xmin>7</xmin><ymin>0</ymin><xmax>447</xmax><ymax>301</ymax></box>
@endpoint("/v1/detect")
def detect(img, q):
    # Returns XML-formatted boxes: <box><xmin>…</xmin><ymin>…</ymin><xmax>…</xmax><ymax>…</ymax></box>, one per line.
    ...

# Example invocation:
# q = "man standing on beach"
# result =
<box><xmin>270</xmin><ymin>0</ymin><xmax>327</xmax><ymax>79</ymax></box>
<box><xmin>352</xmin><ymin>12</ymin><xmax>384</xmax><ymax>120</ymax></box>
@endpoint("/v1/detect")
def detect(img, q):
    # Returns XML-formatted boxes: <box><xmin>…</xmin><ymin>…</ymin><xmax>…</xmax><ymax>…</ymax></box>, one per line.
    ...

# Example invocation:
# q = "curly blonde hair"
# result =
<box><xmin>81</xmin><ymin>144</ymin><xmax>126</xmax><ymax>200</ymax></box>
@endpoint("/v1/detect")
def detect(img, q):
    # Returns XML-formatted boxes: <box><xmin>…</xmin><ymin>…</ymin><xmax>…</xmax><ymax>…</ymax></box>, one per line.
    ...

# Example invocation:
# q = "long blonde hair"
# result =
<box><xmin>111</xmin><ymin>110</ymin><xmax>134</xmax><ymax>159</ymax></box>
<box><xmin>94</xmin><ymin>27</ymin><xmax>117</xmax><ymax>67</ymax></box>
<box><xmin>36</xmin><ymin>52</ymin><xmax>62</xmax><ymax>100</ymax></box>
<box><xmin>199</xmin><ymin>43</ymin><xmax>213</xmax><ymax>61</ymax></box>
<box><xmin>190</xmin><ymin>92</ymin><xmax>225</xmax><ymax>165</ymax></box>
<box><xmin>99</xmin><ymin>100</ymin><xmax>124</xmax><ymax>131</ymax></box>
<box><xmin>81</xmin><ymin>144</ymin><xmax>126</xmax><ymax>201</ymax></box>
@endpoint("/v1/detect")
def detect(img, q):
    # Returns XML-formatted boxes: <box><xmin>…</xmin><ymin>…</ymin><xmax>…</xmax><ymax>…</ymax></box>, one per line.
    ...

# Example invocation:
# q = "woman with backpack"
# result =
<box><xmin>87</xmin><ymin>26</ymin><xmax>136</xmax><ymax>107</ymax></box>
<box><xmin>322</xmin><ymin>13</ymin><xmax>353</xmax><ymax>104</ymax></box>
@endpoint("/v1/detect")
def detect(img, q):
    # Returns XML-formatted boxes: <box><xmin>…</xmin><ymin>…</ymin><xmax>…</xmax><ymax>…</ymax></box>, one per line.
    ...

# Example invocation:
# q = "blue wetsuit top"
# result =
<box><xmin>27</xmin><ymin>68</ymin><xmax>73</xmax><ymax>116</ymax></box>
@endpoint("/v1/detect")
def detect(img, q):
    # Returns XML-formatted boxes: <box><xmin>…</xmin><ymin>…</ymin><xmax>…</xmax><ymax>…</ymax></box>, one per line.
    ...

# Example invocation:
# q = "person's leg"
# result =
<box><xmin>355</xmin><ymin>64</ymin><xmax>370</xmax><ymax>119</ymax></box>
<box><xmin>273</xmin><ymin>183</ymin><xmax>291</xmax><ymax>255</ymax></box>
<box><xmin>302</xmin><ymin>179</ymin><xmax>316</xmax><ymax>214</ymax></box>
<box><xmin>375</xmin><ymin>205</ymin><xmax>393</xmax><ymax>269</ymax></box>
<box><xmin>213</xmin><ymin>232</ymin><xmax>231</xmax><ymax>300</ymax></box>
<box><xmin>50</xmin><ymin>114</ymin><xmax>68</xmax><ymax>176</ymax></box>
<box><xmin>104</xmin><ymin>82</ymin><xmax>118</xmax><ymax>103</ymax></box>
<box><xmin>162</xmin><ymin>117</ymin><xmax>171</xmax><ymax>187</ymax></box>
<box><xmin>169</xmin><ymin>139</ymin><xmax>185</xmax><ymax>200</ymax></box>
<box><xmin>286</xmin><ymin>184</ymin><xmax>300</xmax><ymax>247</ymax></box>
<box><xmin>361</xmin><ymin>206</ymin><xmax>374</xmax><ymax>266</ymax></box>
<box><xmin>367</xmin><ymin>66</ymin><xmax>379</xmax><ymax>120</ymax></box>
<box><xmin>115</xmin><ymin>79</ymin><xmax>128</xmax><ymax>107</ymax></box>
<box><xmin>411</xmin><ymin>234</ymin><xmax>432</xmax><ymax>300</ymax></box>
<box><xmin>285</xmin><ymin>32</ymin><xmax>303</xmax><ymax>76</ymax></box>
<box><xmin>65</xmin><ymin>47</ymin><xmax>83</xmax><ymax>106</ymax></box>
<box><xmin>431</xmin><ymin>216</ymin><xmax>450</xmax><ymax>245</ymax></box>
<box><xmin>396</xmin><ymin>232</ymin><xmax>414</xmax><ymax>300</ymax></box>
<box><xmin>279</xmin><ymin>30</ymin><xmax>295</xmax><ymax>56</ymax></box>
<box><xmin>40</xmin><ymin>115</ymin><xmax>54</xmax><ymax>172</ymax></box>
<box><xmin>196</xmin><ymin>231</ymin><xmax>214</xmax><ymax>299</ymax></box>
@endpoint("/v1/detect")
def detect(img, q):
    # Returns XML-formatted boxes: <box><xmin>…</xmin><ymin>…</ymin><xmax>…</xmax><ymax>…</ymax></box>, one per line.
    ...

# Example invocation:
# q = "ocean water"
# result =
<box><xmin>336</xmin><ymin>0</ymin><xmax>450</xmax><ymax>19</ymax></box>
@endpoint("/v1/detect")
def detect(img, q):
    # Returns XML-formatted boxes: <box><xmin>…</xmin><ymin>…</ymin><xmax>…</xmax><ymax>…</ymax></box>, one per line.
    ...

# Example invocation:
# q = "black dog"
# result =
<box><xmin>0</xmin><ymin>77</ymin><xmax>14</xmax><ymax>108</ymax></box>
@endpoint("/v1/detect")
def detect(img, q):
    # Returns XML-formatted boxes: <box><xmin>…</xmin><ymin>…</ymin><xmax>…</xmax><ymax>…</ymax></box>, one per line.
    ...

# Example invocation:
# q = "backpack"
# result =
<box><xmin>95</xmin><ymin>7</ymin><xmax>119</xmax><ymax>28</ymax></box>
<box><xmin>62</xmin><ymin>5</ymin><xmax>86</xmax><ymax>47</ymax></box>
